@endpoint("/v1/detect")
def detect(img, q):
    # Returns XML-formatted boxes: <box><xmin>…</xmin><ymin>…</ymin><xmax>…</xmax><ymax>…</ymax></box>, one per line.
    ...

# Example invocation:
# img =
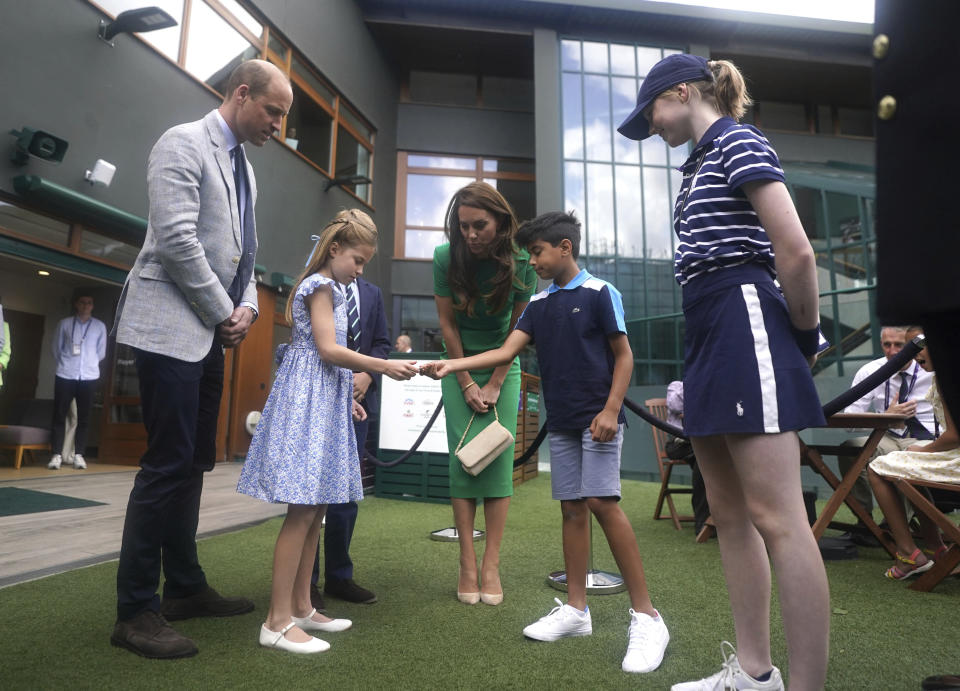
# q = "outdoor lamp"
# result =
<box><xmin>324</xmin><ymin>174</ymin><xmax>372</xmax><ymax>192</ymax></box>
<box><xmin>98</xmin><ymin>6</ymin><xmax>177</xmax><ymax>45</ymax></box>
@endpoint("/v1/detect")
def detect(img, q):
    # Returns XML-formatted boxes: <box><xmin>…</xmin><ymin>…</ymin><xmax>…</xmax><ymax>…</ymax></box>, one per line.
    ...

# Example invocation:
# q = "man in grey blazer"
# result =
<box><xmin>111</xmin><ymin>60</ymin><xmax>292</xmax><ymax>659</ymax></box>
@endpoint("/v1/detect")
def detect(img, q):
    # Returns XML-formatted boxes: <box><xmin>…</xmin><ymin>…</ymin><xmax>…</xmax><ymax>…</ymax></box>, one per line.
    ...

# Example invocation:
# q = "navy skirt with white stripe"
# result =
<box><xmin>681</xmin><ymin>263</ymin><xmax>825</xmax><ymax>436</ymax></box>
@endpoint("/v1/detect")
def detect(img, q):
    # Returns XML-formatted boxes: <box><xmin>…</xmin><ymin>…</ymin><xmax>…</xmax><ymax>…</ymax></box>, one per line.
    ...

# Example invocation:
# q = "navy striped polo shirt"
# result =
<box><xmin>515</xmin><ymin>269</ymin><xmax>628</xmax><ymax>432</ymax></box>
<box><xmin>674</xmin><ymin>116</ymin><xmax>786</xmax><ymax>286</ymax></box>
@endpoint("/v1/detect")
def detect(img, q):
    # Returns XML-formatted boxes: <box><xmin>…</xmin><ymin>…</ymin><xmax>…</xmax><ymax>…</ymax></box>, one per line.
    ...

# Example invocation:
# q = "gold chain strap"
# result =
<box><xmin>455</xmin><ymin>405</ymin><xmax>500</xmax><ymax>453</ymax></box>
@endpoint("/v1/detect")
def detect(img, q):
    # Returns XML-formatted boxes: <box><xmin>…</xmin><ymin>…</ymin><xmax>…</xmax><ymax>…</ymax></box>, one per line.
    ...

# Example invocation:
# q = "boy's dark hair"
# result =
<box><xmin>516</xmin><ymin>211</ymin><xmax>581</xmax><ymax>259</ymax></box>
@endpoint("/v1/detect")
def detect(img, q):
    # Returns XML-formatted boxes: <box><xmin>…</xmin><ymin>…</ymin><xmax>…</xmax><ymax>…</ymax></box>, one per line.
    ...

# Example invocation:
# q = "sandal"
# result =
<box><xmin>885</xmin><ymin>548</ymin><xmax>936</xmax><ymax>580</ymax></box>
<box><xmin>922</xmin><ymin>544</ymin><xmax>950</xmax><ymax>560</ymax></box>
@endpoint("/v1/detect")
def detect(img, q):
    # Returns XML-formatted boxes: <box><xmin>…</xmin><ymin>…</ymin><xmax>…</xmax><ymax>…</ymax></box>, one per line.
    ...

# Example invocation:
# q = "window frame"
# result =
<box><xmin>87</xmin><ymin>0</ymin><xmax>376</xmax><ymax>208</ymax></box>
<box><xmin>393</xmin><ymin>152</ymin><xmax>535</xmax><ymax>260</ymax></box>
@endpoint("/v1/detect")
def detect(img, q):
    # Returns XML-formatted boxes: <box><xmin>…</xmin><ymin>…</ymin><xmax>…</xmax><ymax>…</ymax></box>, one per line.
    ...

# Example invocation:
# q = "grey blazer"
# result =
<box><xmin>115</xmin><ymin>110</ymin><xmax>258</xmax><ymax>363</ymax></box>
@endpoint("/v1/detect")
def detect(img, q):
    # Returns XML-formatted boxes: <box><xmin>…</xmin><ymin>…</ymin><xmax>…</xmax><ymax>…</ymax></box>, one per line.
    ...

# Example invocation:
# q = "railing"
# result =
<box><xmin>624</xmin><ymin>283</ymin><xmax>879</xmax><ymax>383</ymax></box>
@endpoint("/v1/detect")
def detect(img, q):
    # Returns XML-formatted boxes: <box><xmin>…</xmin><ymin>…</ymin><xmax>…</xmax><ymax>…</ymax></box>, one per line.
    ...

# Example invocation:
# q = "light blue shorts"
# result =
<box><xmin>548</xmin><ymin>425</ymin><xmax>624</xmax><ymax>501</ymax></box>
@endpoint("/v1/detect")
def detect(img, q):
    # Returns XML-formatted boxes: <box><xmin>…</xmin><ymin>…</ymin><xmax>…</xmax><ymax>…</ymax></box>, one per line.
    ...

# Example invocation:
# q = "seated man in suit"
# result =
<box><xmin>841</xmin><ymin>326</ymin><xmax>935</xmax><ymax>525</ymax></box>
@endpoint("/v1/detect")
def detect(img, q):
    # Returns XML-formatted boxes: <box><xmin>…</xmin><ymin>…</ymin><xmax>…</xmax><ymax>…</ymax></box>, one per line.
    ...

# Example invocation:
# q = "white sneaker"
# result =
<box><xmin>622</xmin><ymin>609</ymin><xmax>669</xmax><ymax>673</ymax></box>
<box><xmin>522</xmin><ymin>597</ymin><xmax>592</xmax><ymax>641</ymax></box>
<box><xmin>47</xmin><ymin>454</ymin><xmax>62</xmax><ymax>470</ymax></box>
<box><xmin>73</xmin><ymin>454</ymin><xmax>87</xmax><ymax>470</ymax></box>
<box><xmin>671</xmin><ymin>641</ymin><xmax>784</xmax><ymax>691</ymax></box>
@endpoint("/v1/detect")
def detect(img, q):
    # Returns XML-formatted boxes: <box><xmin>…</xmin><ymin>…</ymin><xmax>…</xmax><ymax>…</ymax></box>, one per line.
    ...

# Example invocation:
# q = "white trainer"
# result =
<box><xmin>621</xmin><ymin>609</ymin><xmax>669</xmax><ymax>673</ymax></box>
<box><xmin>47</xmin><ymin>454</ymin><xmax>62</xmax><ymax>470</ymax></box>
<box><xmin>73</xmin><ymin>454</ymin><xmax>87</xmax><ymax>470</ymax></box>
<box><xmin>671</xmin><ymin>641</ymin><xmax>784</xmax><ymax>691</ymax></box>
<box><xmin>522</xmin><ymin>597</ymin><xmax>592</xmax><ymax>641</ymax></box>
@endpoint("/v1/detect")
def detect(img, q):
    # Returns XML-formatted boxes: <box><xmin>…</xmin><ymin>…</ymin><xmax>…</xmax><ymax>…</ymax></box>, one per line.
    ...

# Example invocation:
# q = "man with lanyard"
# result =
<box><xmin>840</xmin><ymin>325</ymin><xmax>936</xmax><ymax>521</ymax></box>
<box><xmin>48</xmin><ymin>292</ymin><xmax>107</xmax><ymax>470</ymax></box>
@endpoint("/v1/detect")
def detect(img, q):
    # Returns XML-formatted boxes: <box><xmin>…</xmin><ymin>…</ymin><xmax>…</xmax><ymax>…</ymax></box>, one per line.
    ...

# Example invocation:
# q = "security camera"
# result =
<box><xmin>9</xmin><ymin>127</ymin><xmax>69</xmax><ymax>166</ymax></box>
<box><xmin>85</xmin><ymin>159</ymin><xmax>117</xmax><ymax>187</ymax></box>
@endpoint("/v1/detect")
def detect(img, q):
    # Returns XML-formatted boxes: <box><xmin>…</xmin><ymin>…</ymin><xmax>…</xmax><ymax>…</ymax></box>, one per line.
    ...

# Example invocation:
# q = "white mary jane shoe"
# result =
<box><xmin>259</xmin><ymin>622</ymin><xmax>330</xmax><ymax>653</ymax></box>
<box><xmin>292</xmin><ymin>608</ymin><xmax>352</xmax><ymax>633</ymax></box>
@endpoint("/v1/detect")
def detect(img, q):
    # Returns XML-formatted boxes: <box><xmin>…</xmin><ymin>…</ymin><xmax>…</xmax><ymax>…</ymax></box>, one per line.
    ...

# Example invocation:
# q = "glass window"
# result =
<box><xmin>398</xmin><ymin>153</ymin><xmax>535</xmax><ymax>258</ymax></box>
<box><xmin>643</xmin><ymin>167</ymin><xmax>672</xmax><ymax>258</ymax></box>
<box><xmin>582</xmin><ymin>42</ymin><xmax>608</xmax><ymax>73</ymax></box>
<box><xmin>292</xmin><ymin>56</ymin><xmax>336</xmax><ymax>105</ymax></box>
<box><xmin>615</xmin><ymin>165</ymin><xmax>643</xmax><ymax>257</ymax></box>
<box><xmin>184</xmin><ymin>0</ymin><xmax>259</xmax><ymax>93</ymax></box>
<box><xmin>612</xmin><ymin>77</ymin><xmax>639</xmax><ymax>164</ymax></box>
<box><xmin>404</xmin><ymin>230</ymin><xmax>447</xmax><ymax>259</ymax></box>
<box><xmin>79</xmin><ymin>231</ymin><xmax>140</xmax><ymax>266</ymax></box>
<box><xmin>563</xmin><ymin>162</ymin><xmax>585</xmax><ymax>220</ymax></box>
<box><xmin>586</xmin><ymin>162</ymin><xmax>614</xmax><ymax>255</ymax></box>
<box><xmin>0</xmin><ymin>202</ymin><xmax>71</xmax><ymax>246</ymax></box>
<box><xmin>561</xmin><ymin>73</ymin><xmax>584</xmax><ymax>160</ymax></box>
<box><xmin>483</xmin><ymin>159</ymin><xmax>535</xmax><ymax>175</ymax></box>
<box><xmin>560</xmin><ymin>39</ymin><xmax>581</xmax><ymax>71</ymax></box>
<box><xmin>408</xmin><ymin>155</ymin><xmax>475</xmax><ymax>170</ymax></box>
<box><xmin>339</xmin><ymin>105</ymin><xmax>372</xmax><ymax>141</ymax></box>
<box><xmin>583</xmin><ymin>75</ymin><xmax>611</xmax><ymax>162</ymax></box>
<box><xmin>213</xmin><ymin>0</ymin><xmax>262</xmax><ymax>37</ymax></box>
<box><xmin>642</xmin><ymin>136</ymin><xmax>668</xmax><ymax>167</ymax></box>
<box><xmin>267</xmin><ymin>31</ymin><xmax>286</xmax><ymax>60</ymax></box>
<box><xmin>637</xmin><ymin>47</ymin><xmax>662</xmax><ymax>76</ymax></box>
<box><xmin>286</xmin><ymin>82</ymin><xmax>333</xmax><ymax>170</ymax></box>
<box><xmin>406</xmin><ymin>175</ymin><xmax>468</xmax><ymax>228</ymax></box>
<box><xmin>609</xmin><ymin>44</ymin><xmax>636</xmax><ymax>76</ymax></box>
<box><xmin>334</xmin><ymin>128</ymin><xmax>371</xmax><ymax>202</ymax></box>
<box><xmin>96</xmin><ymin>0</ymin><xmax>183</xmax><ymax>62</ymax></box>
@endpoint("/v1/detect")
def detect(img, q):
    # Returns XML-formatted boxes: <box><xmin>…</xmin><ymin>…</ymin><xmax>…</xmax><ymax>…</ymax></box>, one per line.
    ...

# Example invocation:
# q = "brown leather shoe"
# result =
<box><xmin>110</xmin><ymin>610</ymin><xmax>198</xmax><ymax>659</ymax></box>
<box><xmin>159</xmin><ymin>586</ymin><xmax>255</xmax><ymax>621</ymax></box>
<box><xmin>310</xmin><ymin>584</ymin><xmax>328</xmax><ymax>614</ymax></box>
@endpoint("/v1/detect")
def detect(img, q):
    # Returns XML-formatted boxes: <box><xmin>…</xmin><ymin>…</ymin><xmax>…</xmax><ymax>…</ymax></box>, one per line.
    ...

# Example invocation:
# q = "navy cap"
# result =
<box><xmin>617</xmin><ymin>54</ymin><xmax>713</xmax><ymax>141</ymax></box>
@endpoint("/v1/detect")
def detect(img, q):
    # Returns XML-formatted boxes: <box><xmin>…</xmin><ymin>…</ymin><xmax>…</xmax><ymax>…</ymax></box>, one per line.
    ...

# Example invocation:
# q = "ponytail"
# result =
<box><xmin>689</xmin><ymin>59</ymin><xmax>753</xmax><ymax>122</ymax></box>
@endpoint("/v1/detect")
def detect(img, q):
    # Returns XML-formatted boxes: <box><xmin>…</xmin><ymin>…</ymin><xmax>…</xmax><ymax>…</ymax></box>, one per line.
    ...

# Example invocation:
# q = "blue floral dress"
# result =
<box><xmin>237</xmin><ymin>274</ymin><xmax>362</xmax><ymax>505</ymax></box>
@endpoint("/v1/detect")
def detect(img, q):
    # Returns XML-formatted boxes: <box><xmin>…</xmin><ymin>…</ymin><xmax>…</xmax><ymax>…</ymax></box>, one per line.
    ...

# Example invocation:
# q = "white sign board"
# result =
<box><xmin>378</xmin><ymin>361</ymin><xmax>448</xmax><ymax>454</ymax></box>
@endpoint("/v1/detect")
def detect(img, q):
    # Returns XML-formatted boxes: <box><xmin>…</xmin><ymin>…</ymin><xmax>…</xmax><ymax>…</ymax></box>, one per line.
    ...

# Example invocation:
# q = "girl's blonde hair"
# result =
<box><xmin>285</xmin><ymin>208</ymin><xmax>377</xmax><ymax>324</ymax></box>
<box><xmin>686</xmin><ymin>59</ymin><xmax>753</xmax><ymax>122</ymax></box>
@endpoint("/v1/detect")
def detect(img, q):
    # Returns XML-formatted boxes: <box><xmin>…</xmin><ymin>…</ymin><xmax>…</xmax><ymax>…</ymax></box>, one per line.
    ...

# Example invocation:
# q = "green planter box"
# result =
<box><xmin>374</xmin><ymin>450</ymin><xmax>450</xmax><ymax>504</ymax></box>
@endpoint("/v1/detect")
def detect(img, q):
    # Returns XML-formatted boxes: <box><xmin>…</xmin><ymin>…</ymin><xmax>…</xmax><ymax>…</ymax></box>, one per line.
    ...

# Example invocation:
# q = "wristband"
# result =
<box><xmin>792</xmin><ymin>324</ymin><xmax>822</xmax><ymax>357</ymax></box>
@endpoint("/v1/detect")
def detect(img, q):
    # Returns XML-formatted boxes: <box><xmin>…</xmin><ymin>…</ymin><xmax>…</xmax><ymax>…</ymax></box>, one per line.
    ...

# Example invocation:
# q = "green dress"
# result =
<box><xmin>433</xmin><ymin>244</ymin><xmax>537</xmax><ymax>499</ymax></box>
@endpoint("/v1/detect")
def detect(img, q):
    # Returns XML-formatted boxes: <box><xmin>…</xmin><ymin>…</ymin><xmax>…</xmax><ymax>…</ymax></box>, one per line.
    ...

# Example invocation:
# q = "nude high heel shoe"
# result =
<box><xmin>457</xmin><ymin>567</ymin><xmax>480</xmax><ymax>605</ymax></box>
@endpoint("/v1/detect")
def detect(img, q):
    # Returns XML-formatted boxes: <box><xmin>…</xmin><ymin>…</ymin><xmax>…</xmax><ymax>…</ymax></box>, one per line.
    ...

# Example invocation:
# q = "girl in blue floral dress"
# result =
<box><xmin>238</xmin><ymin>209</ymin><xmax>418</xmax><ymax>654</ymax></box>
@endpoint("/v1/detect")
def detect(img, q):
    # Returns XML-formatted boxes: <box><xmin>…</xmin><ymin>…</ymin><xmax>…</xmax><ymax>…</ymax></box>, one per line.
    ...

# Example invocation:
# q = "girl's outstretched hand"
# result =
<box><xmin>351</xmin><ymin>399</ymin><xmax>367</xmax><ymax>422</ymax></box>
<box><xmin>419</xmin><ymin>361</ymin><xmax>453</xmax><ymax>379</ymax></box>
<box><xmin>383</xmin><ymin>359</ymin><xmax>418</xmax><ymax>381</ymax></box>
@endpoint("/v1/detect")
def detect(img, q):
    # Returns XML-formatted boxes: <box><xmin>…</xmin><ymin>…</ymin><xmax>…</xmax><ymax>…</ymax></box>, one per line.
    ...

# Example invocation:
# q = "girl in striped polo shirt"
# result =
<box><xmin>619</xmin><ymin>54</ymin><xmax>828</xmax><ymax>691</ymax></box>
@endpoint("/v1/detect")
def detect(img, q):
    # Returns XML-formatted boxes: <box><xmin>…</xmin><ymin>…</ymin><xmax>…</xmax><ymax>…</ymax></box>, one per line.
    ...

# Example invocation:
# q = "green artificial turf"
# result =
<box><xmin>1</xmin><ymin>475</ymin><xmax>957</xmax><ymax>689</ymax></box>
<box><xmin>0</xmin><ymin>487</ymin><xmax>105</xmax><ymax>516</ymax></box>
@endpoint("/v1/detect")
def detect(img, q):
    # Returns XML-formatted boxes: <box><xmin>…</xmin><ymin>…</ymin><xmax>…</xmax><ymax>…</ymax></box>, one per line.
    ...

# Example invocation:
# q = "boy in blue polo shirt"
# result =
<box><xmin>420</xmin><ymin>211</ymin><xmax>669</xmax><ymax>674</ymax></box>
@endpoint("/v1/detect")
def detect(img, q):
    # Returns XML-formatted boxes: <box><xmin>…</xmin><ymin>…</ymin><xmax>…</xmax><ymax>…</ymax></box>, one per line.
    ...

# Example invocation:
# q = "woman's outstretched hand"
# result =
<box><xmin>419</xmin><ymin>361</ymin><xmax>453</xmax><ymax>379</ymax></box>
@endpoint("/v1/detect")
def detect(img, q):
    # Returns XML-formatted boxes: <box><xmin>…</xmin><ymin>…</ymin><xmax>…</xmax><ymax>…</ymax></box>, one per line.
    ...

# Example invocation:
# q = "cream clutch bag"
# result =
<box><xmin>456</xmin><ymin>407</ymin><xmax>514</xmax><ymax>476</ymax></box>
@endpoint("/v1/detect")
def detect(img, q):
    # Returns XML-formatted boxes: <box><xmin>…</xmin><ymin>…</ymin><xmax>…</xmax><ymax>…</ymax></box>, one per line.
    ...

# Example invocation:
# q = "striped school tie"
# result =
<box><xmin>345</xmin><ymin>284</ymin><xmax>361</xmax><ymax>350</ymax></box>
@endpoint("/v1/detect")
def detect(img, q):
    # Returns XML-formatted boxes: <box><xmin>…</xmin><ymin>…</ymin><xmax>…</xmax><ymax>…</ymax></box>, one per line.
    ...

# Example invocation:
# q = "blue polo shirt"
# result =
<box><xmin>674</xmin><ymin>116</ymin><xmax>786</xmax><ymax>287</ymax></box>
<box><xmin>515</xmin><ymin>269</ymin><xmax>627</xmax><ymax>432</ymax></box>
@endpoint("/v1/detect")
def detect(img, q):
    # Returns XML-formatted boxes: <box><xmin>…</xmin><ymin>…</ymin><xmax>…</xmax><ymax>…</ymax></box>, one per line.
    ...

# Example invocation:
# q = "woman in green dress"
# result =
<box><xmin>433</xmin><ymin>182</ymin><xmax>536</xmax><ymax>606</ymax></box>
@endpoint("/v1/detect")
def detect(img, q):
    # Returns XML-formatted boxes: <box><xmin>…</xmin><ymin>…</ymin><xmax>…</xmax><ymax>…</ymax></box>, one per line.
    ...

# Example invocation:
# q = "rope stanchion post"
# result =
<box><xmin>547</xmin><ymin>517</ymin><xmax>626</xmax><ymax>595</ymax></box>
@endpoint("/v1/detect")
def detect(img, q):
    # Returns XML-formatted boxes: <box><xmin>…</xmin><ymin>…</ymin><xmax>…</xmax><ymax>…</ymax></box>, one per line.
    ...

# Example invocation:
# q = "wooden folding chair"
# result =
<box><xmin>645</xmin><ymin>398</ymin><xmax>694</xmax><ymax>530</ymax></box>
<box><xmin>891</xmin><ymin>478</ymin><xmax>960</xmax><ymax>592</ymax></box>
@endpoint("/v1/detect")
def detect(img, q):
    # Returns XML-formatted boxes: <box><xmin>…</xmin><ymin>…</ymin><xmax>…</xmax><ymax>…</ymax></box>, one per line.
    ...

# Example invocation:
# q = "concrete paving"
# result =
<box><xmin>0</xmin><ymin>462</ymin><xmax>285</xmax><ymax>588</ymax></box>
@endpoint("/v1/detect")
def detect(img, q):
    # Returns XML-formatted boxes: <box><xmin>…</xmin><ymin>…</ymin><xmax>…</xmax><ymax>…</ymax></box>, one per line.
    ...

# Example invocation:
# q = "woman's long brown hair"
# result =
<box><xmin>444</xmin><ymin>182</ymin><xmax>527</xmax><ymax>317</ymax></box>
